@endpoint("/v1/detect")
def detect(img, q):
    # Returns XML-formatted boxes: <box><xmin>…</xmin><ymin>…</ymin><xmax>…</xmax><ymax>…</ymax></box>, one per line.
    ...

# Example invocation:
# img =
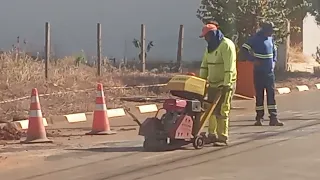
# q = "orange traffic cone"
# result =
<box><xmin>86</xmin><ymin>83</ymin><xmax>116</xmax><ymax>135</ymax></box>
<box><xmin>21</xmin><ymin>88</ymin><xmax>52</xmax><ymax>144</ymax></box>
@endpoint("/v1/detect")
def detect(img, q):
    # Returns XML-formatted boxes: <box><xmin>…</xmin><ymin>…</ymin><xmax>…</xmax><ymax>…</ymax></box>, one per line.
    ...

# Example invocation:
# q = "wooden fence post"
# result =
<box><xmin>284</xmin><ymin>19</ymin><xmax>290</xmax><ymax>72</ymax></box>
<box><xmin>97</xmin><ymin>23</ymin><xmax>102</xmax><ymax>76</ymax></box>
<box><xmin>45</xmin><ymin>22</ymin><xmax>50</xmax><ymax>80</ymax></box>
<box><xmin>140</xmin><ymin>24</ymin><xmax>146</xmax><ymax>72</ymax></box>
<box><xmin>177</xmin><ymin>24</ymin><xmax>184</xmax><ymax>73</ymax></box>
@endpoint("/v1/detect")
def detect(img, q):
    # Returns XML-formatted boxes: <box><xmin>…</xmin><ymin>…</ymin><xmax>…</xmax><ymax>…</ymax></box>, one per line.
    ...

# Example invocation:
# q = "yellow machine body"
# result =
<box><xmin>166</xmin><ymin>75</ymin><xmax>207</xmax><ymax>99</ymax></box>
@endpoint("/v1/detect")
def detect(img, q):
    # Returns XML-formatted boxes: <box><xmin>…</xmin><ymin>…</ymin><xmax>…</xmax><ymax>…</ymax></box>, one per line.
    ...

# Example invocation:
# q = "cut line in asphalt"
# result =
<box><xmin>142</xmin><ymin>151</ymin><xmax>176</xmax><ymax>160</ymax></box>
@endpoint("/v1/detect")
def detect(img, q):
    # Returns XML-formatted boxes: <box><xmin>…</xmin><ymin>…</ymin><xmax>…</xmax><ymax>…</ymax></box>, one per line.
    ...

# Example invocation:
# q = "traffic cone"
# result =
<box><xmin>86</xmin><ymin>83</ymin><xmax>116</xmax><ymax>135</ymax></box>
<box><xmin>21</xmin><ymin>88</ymin><xmax>52</xmax><ymax>144</ymax></box>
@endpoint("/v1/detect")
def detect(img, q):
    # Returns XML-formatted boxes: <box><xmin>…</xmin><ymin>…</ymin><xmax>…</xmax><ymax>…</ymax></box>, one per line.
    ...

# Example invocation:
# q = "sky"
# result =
<box><xmin>0</xmin><ymin>0</ymin><xmax>318</xmax><ymax>61</ymax></box>
<box><xmin>0</xmin><ymin>0</ymin><xmax>205</xmax><ymax>61</ymax></box>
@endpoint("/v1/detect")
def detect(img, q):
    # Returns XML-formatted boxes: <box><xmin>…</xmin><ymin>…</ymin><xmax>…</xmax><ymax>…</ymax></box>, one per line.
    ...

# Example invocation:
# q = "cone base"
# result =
<box><xmin>85</xmin><ymin>130</ymin><xmax>116</xmax><ymax>135</ymax></box>
<box><xmin>20</xmin><ymin>137</ymin><xmax>53</xmax><ymax>144</ymax></box>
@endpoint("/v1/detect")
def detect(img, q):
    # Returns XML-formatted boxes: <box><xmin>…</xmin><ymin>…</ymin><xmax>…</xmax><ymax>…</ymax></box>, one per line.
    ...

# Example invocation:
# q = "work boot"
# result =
<box><xmin>213</xmin><ymin>141</ymin><xmax>228</xmax><ymax>146</ymax></box>
<box><xmin>254</xmin><ymin>117</ymin><xmax>263</xmax><ymax>126</ymax></box>
<box><xmin>269</xmin><ymin>117</ymin><xmax>284</xmax><ymax>126</ymax></box>
<box><xmin>201</xmin><ymin>133</ymin><xmax>217</xmax><ymax>144</ymax></box>
<box><xmin>213</xmin><ymin>136</ymin><xmax>228</xmax><ymax>146</ymax></box>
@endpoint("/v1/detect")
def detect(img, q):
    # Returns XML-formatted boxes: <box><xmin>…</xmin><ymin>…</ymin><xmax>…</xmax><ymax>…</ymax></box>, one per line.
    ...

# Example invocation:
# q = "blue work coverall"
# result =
<box><xmin>242</xmin><ymin>31</ymin><xmax>278</xmax><ymax>122</ymax></box>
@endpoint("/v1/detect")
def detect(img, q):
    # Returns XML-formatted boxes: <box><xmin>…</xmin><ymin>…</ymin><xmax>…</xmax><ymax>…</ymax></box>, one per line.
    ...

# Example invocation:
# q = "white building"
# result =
<box><xmin>303</xmin><ymin>14</ymin><xmax>320</xmax><ymax>57</ymax></box>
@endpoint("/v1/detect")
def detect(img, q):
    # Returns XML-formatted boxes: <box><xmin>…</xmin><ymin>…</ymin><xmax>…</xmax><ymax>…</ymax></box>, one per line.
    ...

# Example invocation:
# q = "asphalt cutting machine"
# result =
<box><xmin>128</xmin><ymin>74</ymin><xmax>222</xmax><ymax>151</ymax></box>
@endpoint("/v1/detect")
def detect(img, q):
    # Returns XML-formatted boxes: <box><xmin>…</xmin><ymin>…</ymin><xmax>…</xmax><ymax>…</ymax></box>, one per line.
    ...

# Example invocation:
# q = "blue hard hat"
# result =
<box><xmin>260</xmin><ymin>21</ymin><xmax>279</xmax><ymax>31</ymax></box>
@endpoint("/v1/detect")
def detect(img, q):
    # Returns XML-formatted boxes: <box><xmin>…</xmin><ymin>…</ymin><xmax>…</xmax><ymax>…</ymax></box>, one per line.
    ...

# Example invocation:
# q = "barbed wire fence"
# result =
<box><xmin>0</xmin><ymin>84</ymin><xmax>168</xmax><ymax>105</ymax></box>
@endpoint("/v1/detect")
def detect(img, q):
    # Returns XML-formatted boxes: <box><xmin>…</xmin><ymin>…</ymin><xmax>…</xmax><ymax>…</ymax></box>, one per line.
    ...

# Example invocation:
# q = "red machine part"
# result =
<box><xmin>163</xmin><ymin>99</ymin><xmax>187</xmax><ymax>112</ymax></box>
<box><xmin>186</xmin><ymin>72</ymin><xmax>196</xmax><ymax>76</ymax></box>
<box><xmin>138</xmin><ymin>117</ymin><xmax>161</xmax><ymax>137</ymax></box>
<box><xmin>169</xmin><ymin>115</ymin><xmax>193</xmax><ymax>139</ymax></box>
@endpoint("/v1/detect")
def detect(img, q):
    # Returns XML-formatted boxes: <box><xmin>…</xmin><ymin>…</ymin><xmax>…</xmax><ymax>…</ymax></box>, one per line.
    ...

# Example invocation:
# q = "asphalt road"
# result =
<box><xmin>1</xmin><ymin>90</ymin><xmax>320</xmax><ymax>180</ymax></box>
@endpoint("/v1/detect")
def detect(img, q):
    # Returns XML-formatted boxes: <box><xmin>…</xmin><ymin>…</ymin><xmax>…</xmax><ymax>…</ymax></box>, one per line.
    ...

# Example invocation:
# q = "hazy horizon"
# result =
<box><xmin>0</xmin><ymin>0</ymin><xmax>205</xmax><ymax>61</ymax></box>
<box><xmin>0</xmin><ymin>1</ymin><xmax>318</xmax><ymax>61</ymax></box>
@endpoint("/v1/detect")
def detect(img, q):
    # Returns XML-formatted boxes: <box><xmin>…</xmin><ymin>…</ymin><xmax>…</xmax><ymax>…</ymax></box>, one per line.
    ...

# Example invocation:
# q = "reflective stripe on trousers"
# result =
<box><xmin>254</xmin><ymin>72</ymin><xmax>277</xmax><ymax>119</ymax></box>
<box><xmin>207</xmin><ymin>83</ymin><xmax>235</xmax><ymax>140</ymax></box>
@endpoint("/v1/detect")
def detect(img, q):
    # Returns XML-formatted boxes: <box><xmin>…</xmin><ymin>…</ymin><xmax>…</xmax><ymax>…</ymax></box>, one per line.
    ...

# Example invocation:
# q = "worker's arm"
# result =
<box><xmin>199</xmin><ymin>49</ymin><xmax>208</xmax><ymax>79</ymax></box>
<box><xmin>241</xmin><ymin>37</ymin><xmax>255</xmax><ymax>62</ymax></box>
<box><xmin>273</xmin><ymin>39</ymin><xmax>277</xmax><ymax>62</ymax></box>
<box><xmin>222</xmin><ymin>43</ymin><xmax>236</xmax><ymax>87</ymax></box>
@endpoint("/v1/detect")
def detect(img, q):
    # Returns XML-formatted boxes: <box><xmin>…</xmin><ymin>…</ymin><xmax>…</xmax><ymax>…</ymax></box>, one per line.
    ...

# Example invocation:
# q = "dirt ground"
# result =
<box><xmin>275</xmin><ymin>71</ymin><xmax>320</xmax><ymax>89</ymax></box>
<box><xmin>0</xmin><ymin>126</ymin><xmax>143</xmax><ymax>171</ymax></box>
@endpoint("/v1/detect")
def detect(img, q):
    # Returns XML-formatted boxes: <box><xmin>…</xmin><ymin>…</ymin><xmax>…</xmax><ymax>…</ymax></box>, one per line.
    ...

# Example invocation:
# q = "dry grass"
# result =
<box><xmin>1</xmin><ymin>49</ymin><xmax>320</xmax><ymax>123</ymax></box>
<box><xmin>275</xmin><ymin>71</ymin><xmax>319</xmax><ymax>89</ymax></box>
<box><xmin>288</xmin><ymin>44</ymin><xmax>308</xmax><ymax>63</ymax></box>
<box><xmin>0</xmin><ymin>52</ymin><xmax>173</xmax><ymax>122</ymax></box>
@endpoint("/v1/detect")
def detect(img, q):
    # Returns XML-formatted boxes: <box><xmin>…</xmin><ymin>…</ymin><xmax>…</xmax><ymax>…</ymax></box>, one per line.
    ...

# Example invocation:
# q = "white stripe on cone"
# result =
<box><xmin>95</xmin><ymin>104</ymin><xmax>107</xmax><ymax>111</ymax></box>
<box><xmin>31</xmin><ymin>96</ymin><xmax>40</xmax><ymax>103</ymax></box>
<box><xmin>29</xmin><ymin>110</ymin><xmax>43</xmax><ymax>117</ymax></box>
<box><xmin>96</xmin><ymin>91</ymin><xmax>104</xmax><ymax>97</ymax></box>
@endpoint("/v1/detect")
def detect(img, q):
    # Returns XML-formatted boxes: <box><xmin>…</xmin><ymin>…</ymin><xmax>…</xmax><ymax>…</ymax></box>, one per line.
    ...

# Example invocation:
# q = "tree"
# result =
<box><xmin>196</xmin><ymin>0</ymin><xmax>313</xmax><ymax>48</ymax></box>
<box><xmin>132</xmin><ymin>38</ymin><xmax>154</xmax><ymax>60</ymax></box>
<box><xmin>306</xmin><ymin>0</ymin><xmax>320</xmax><ymax>25</ymax></box>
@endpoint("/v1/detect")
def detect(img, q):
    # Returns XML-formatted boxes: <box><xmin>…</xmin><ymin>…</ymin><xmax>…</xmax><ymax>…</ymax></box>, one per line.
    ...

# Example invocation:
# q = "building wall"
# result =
<box><xmin>0</xmin><ymin>0</ymin><xmax>205</xmax><ymax>61</ymax></box>
<box><xmin>303</xmin><ymin>14</ymin><xmax>320</xmax><ymax>57</ymax></box>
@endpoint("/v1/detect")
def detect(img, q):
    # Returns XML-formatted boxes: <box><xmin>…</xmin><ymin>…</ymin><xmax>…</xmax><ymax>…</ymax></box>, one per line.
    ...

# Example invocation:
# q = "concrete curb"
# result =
<box><xmin>276</xmin><ymin>84</ymin><xmax>320</xmax><ymax>95</ymax></box>
<box><xmin>7</xmin><ymin>105</ymin><xmax>160</xmax><ymax>130</ymax></box>
<box><xmin>3</xmin><ymin>84</ymin><xmax>318</xmax><ymax>130</ymax></box>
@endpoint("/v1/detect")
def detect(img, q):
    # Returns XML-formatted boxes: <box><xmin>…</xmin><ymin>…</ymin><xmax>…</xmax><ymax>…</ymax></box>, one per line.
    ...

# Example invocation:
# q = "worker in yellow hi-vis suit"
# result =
<box><xmin>199</xmin><ymin>21</ymin><xmax>237</xmax><ymax>146</ymax></box>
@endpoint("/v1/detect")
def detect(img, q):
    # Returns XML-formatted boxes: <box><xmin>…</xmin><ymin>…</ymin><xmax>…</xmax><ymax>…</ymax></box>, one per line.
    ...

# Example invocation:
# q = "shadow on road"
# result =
<box><xmin>1</xmin><ymin>145</ymin><xmax>62</xmax><ymax>153</ymax></box>
<box><xmin>231</xmin><ymin>107</ymin><xmax>248</xmax><ymax>110</ymax></box>
<box><xmin>280</xmin><ymin>117</ymin><xmax>320</xmax><ymax>121</ymax></box>
<box><xmin>233</xmin><ymin>117</ymin><xmax>318</xmax><ymax>123</ymax></box>
<box><xmin>230</xmin><ymin>117</ymin><xmax>317</xmax><ymax>127</ymax></box>
<box><xmin>66</xmin><ymin>146</ymin><xmax>143</xmax><ymax>153</ymax></box>
<box><xmin>48</xmin><ymin>124</ymin><xmax>139</xmax><ymax>131</ymax></box>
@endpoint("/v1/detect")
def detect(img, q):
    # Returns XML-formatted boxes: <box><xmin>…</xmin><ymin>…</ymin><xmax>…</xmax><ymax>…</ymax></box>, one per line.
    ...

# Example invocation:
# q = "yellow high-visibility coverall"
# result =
<box><xmin>199</xmin><ymin>37</ymin><xmax>237</xmax><ymax>142</ymax></box>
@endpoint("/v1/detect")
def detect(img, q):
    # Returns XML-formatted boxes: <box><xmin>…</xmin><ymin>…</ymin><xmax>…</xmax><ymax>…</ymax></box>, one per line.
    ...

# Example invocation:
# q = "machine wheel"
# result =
<box><xmin>193</xmin><ymin>136</ymin><xmax>204</xmax><ymax>149</ymax></box>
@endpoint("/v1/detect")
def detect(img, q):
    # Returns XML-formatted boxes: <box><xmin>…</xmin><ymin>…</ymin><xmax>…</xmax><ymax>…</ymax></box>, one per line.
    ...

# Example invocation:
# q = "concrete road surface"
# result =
<box><xmin>1</xmin><ymin>90</ymin><xmax>320</xmax><ymax>180</ymax></box>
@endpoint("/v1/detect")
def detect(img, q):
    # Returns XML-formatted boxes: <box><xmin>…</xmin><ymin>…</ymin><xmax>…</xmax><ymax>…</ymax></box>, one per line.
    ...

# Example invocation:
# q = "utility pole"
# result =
<box><xmin>140</xmin><ymin>24</ymin><xmax>146</xmax><ymax>72</ymax></box>
<box><xmin>177</xmin><ymin>25</ymin><xmax>184</xmax><ymax>73</ymax></box>
<box><xmin>45</xmin><ymin>22</ymin><xmax>51</xmax><ymax>80</ymax></box>
<box><xmin>97</xmin><ymin>23</ymin><xmax>102</xmax><ymax>76</ymax></box>
<box><xmin>284</xmin><ymin>19</ymin><xmax>290</xmax><ymax>72</ymax></box>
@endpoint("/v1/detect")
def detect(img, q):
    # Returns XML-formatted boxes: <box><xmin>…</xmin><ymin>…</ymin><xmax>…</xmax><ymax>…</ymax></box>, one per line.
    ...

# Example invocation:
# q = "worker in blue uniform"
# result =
<box><xmin>241</xmin><ymin>22</ymin><xmax>284</xmax><ymax>126</ymax></box>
